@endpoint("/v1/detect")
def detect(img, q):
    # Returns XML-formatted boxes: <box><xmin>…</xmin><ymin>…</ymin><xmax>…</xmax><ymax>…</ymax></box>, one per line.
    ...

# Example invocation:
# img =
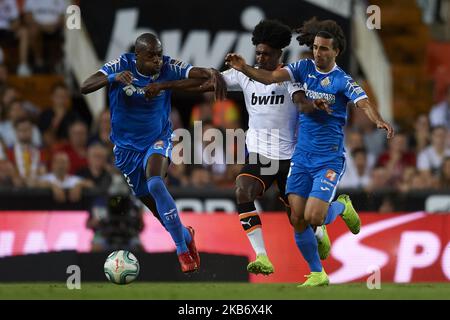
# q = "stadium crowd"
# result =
<box><xmin>1</xmin><ymin>0</ymin><xmax>450</xmax><ymax>252</ymax></box>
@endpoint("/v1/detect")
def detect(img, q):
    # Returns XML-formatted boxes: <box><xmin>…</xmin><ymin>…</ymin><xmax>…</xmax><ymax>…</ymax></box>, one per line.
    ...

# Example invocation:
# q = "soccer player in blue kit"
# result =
<box><xmin>225</xmin><ymin>18</ymin><xmax>394</xmax><ymax>286</ymax></box>
<box><xmin>81</xmin><ymin>33</ymin><xmax>226</xmax><ymax>273</ymax></box>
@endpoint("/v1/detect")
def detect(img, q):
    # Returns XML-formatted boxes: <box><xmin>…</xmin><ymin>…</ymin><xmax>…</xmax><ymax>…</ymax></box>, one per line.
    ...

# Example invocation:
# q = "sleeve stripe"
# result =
<box><xmin>353</xmin><ymin>95</ymin><xmax>368</xmax><ymax>104</ymax></box>
<box><xmin>98</xmin><ymin>69</ymin><xmax>108</xmax><ymax>76</ymax></box>
<box><xmin>284</xmin><ymin>67</ymin><xmax>296</xmax><ymax>82</ymax></box>
<box><xmin>185</xmin><ymin>66</ymin><xmax>193</xmax><ymax>79</ymax></box>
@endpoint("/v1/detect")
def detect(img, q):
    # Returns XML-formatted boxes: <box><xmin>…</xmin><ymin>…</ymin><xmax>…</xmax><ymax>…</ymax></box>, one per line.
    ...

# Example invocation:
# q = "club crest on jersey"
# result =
<box><xmin>153</xmin><ymin>140</ymin><xmax>165</xmax><ymax>150</ymax></box>
<box><xmin>320</xmin><ymin>77</ymin><xmax>331</xmax><ymax>87</ymax></box>
<box><xmin>325</xmin><ymin>169</ymin><xmax>337</xmax><ymax>181</ymax></box>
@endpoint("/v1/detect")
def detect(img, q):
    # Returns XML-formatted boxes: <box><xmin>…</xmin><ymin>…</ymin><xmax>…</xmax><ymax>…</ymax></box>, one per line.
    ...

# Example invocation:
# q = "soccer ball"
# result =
<box><xmin>104</xmin><ymin>250</ymin><xmax>140</xmax><ymax>284</ymax></box>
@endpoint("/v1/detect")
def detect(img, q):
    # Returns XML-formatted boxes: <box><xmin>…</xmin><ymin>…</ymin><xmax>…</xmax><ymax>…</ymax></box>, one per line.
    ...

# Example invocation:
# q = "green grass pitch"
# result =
<box><xmin>0</xmin><ymin>283</ymin><xmax>449</xmax><ymax>299</ymax></box>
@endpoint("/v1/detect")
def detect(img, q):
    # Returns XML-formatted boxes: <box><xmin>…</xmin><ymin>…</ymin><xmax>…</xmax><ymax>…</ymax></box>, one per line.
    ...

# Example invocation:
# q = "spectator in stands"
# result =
<box><xmin>0</xmin><ymin>63</ymin><xmax>8</xmax><ymax>91</ymax></box>
<box><xmin>6</xmin><ymin>117</ymin><xmax>46</xmax><ymax>187</ymax></box>
<box><xmin>376</xmin><ymin>132</ymin><xmax>416</xmax><ymax>186</ymax></box>
<box><xmin>189</xmin><ymin>165</ymin><xmax>213</xmax><ymax>188</ymax></box>
<box><xmin>429</xmin><ymin>84</ymin><xmax>450</xmax><ymax>129</ymax></box>
<box><xmin>410</xmin><ymin>113</ymin><xmax>431</xmax><ymax>154</ymax></box>
<box><xmin>38</xmin><ymin>83</ymin><xmax>80</xmax><ymax>145</ymax></box>
<box><xmin>37</xmin><ymin>151</ymin><xmax>92</xmax><ymax>203</ymax></box>
<box><xmin>192</xmin><ymin>120</ymin><xmax>226</xmax><ymax>177</ymax></box>
<box><xmin>366</xmin><ymin>166</ymin><xmax>391</xmax><ymax>192</ymax></box>
<box><xmin>88</xmin><ymin>108</ymin><xmax>113</xmax><ymax>166</ymax></box>
<box><xmin>437</xmin><ymin>156</ymin><xmax>450</xmax><ymax>189</ymax></box>
<box><xmin>350</xmin><ymin>106</ymin><xmax>387</xmax><ymax>159</ymax></box>
<box><xmin>417</xmin><ymin>126</ymin><xmax>450</xmax><ymax>176</ymax></box>
<box><xmin>0</xmin><ymin>0</ymin><xmax>31</xmax><ymax>76</ymax></box>
<box><xmin>54</xmin><ymin>120</ymin><xmax>88</xmax><ymax>174</ymax></box>
<box><xmin>340</xmin><ymin>147</ymin><xmax>371</xmax><ymax>189</ymax></box>
<box><xmin>0</xmin><ymin>157</ymin><xmax>21</xmax><ymax>187</ymax></box>
<box><xmin>0</xmin><ymin>99</ymin><xmax>41</xmax><ymax>147</ymax></box>
<box><xmin>23</xmin><ymin>0</ymin><xmax>67</xmax><ymax>73</ymax></box>
<box><xmin>76</xmin><ymin>143</ymin><xmax>112</xmax><ymax>193</ymax></box>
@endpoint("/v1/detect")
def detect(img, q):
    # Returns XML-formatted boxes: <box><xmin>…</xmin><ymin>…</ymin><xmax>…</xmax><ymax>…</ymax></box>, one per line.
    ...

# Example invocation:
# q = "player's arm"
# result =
<box><xmin>188</xmin><ymin>67</ymin><xmax>227</xmax><ymax>100</ymax></box>
<box><xmin>356</xmin><ymin>98</ymin><xmax>394</xmax><ymax>139</ymax></box>
<box><xmin>292</xmin><ymin>91</ymin><xmax>332</xmax><ymax>114</ymax></box>
<box><xmin>80</xmin><ymin>71</ymin><xmax>133</xmax><ymax>94</ymax></box>
<box><xmin>225</xmin><ymin>53</ymin><xmax>290</xmax><ymax>84</ymax></box>
<box><xmin>144</xmin><ymin>78</ymin><xmax>212</xmax><ymax>99</ymax></box>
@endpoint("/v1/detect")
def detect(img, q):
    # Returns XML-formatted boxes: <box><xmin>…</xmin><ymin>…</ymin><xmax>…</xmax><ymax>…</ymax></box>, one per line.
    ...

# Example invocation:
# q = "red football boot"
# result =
<box><xmin>178</xmin><ymin>252</ymin><xmax>198</xmax><ymax>273</ymax></box>
<box><xmin>186</xmin><ymin>226</ymin><xmax>200</xmax><ymax>269</ymax></box>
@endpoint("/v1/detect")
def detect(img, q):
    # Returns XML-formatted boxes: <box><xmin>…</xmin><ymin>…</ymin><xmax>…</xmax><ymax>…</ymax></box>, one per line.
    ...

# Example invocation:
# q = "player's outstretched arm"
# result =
<box><xmin>188</xmin><ymin>67</ymin><xmax>227</xmax><ymax>100</ymax></box>
<box><xmin>80</xmin><ymin>71</ymin><xmax>133</xmax><ymax>94</ymax></box>
<box><xmin>224</xmin><ymin>53</ymin><xmax>291</xmax><ymax>85</ymax></box>
<box><xmin>292</xmin><ymin>91</ymin><xmax>332</xmax><ymax>114</ymax></box>
<box><xmin>356</xmin><ymin>98</ymin><xmax>394</xmax><ymax>139</ymax></box>
<box><xmin>144</xmin><ymin>78</ymin><xmax>211</xmax><ymax>99</ymax></box>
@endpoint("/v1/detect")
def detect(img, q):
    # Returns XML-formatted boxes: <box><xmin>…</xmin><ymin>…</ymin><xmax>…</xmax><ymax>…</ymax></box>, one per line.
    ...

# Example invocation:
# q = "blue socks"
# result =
<box><xmin>324</xmin><ymin>201</ymin><xmax>345</xmax><ymax>225</ymax></box>
<box><xmin>147</xmin><ymin>176</ymin><xmax>188</xmax><ymax>254</ymax></box>
<box><xmin>294</xmin><ymin>226</ymin><xmax>322</xmax><ymax>272</ymax></box>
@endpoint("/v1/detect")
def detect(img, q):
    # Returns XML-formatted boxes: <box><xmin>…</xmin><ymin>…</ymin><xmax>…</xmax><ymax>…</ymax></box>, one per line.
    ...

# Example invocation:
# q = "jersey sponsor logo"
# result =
<box><xmin>303</xmin><ymin>83</ymin><xmax>336</xmax><ymax>104</ymax></box>
<box><xmin>325</xmin><ymin>169</ymin><xmax>337</xmax><ymax>182</ymax></box>
<box><xmin>251</xmin><ymin>92</ymin><xmax>285</xmax><ymax>105</ymax></box>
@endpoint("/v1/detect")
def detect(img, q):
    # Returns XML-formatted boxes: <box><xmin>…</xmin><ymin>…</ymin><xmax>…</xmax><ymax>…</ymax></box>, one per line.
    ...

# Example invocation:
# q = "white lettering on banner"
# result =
<box><xmin>394</xmin><ymin>231</ymin><xmax>441</xmax><ymax>283</ymax></box>
<box><xmin>329</xmin><ymin>212</ymin><xmax>426</xmax><ymax>283</ymax></box>
<box><xmin>54</xmin><ymin>232</ymin><xmax>78</xmax><ymax>251</ymax></box>
<box><xmin>0</xmin><ymin>232</ymin><xmax>14</xmax><ymax>257</ymax></box>
<box><xmin>106</xmin><ymin>7</ymin><xmax>302</xmax><ymax>67</ymax></box>
<box><xmin>23</xmin><ymin>231</ymin><xmax>48</xmax><ymax>254</ymax></box>
<box><xmin>442</xmin><ymin>242</ymin><xmax>450</xmax><ymax>280</ymax></box>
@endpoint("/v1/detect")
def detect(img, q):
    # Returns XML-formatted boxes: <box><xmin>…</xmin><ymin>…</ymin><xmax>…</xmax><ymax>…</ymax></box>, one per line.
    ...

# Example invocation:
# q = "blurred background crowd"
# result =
<box><xmin>0</xmin><ymin>0</ymin><xmax>450</xmax><ymax>251</ymax></box>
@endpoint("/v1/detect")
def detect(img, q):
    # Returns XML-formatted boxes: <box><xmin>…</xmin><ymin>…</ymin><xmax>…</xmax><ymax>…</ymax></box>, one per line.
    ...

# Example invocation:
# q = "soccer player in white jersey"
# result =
<box><xmin>225</xmin><ymin>18</ymin><xmax>394</xmax><ymax>286</ymax></box>
<box><xmin>144</xmin><ymin>20</ymin><xmax>333</xmax><ymax>276</ymax></box>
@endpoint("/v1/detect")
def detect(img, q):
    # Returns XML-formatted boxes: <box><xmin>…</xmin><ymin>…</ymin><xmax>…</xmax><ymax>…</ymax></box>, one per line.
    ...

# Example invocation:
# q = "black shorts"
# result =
<box><xmin>236</xmin><ymin>152</ymin><xmax>291</xmax><ymax>206</ymax></box>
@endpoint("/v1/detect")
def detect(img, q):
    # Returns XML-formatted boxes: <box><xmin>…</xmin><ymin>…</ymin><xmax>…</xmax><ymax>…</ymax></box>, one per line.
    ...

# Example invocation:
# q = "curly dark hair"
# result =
<box><xmin>295</xmin><ymin>17</ymin><xmax>346</xmax><ymax>55</ymax></box>
<box><xmin>251</xmin><ymin>20</ymin><xmax>292</xmax><ymax>49</ymax></box>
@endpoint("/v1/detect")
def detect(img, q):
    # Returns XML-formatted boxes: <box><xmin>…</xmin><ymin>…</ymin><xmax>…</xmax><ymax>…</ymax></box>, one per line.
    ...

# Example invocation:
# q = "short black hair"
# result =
<box><xmin>135</xmin><ymin>33</ymin><xmax>160</xmax><ymax>52</ymax></box>
<box><xmin>295</xmin><ymin>17</ymin><xmax>346</xmax><ymax>55</ymax></box>
<box><xmin>252</xmin><ymin>20</ymin><xmax>292</xmax><ymax>49</ymax></box>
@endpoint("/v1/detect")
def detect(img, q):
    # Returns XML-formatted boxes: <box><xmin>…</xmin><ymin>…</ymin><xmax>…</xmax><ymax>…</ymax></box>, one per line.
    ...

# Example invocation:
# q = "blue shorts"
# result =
<box><xmin>113</xmin><ymin>138</ymin><xmax>173</xmax><ymax>197</ymax></box>
<box><xmin>286</xmin><ymin>152</ymin><xmax>346</xmax><ymax>203</ymax></box>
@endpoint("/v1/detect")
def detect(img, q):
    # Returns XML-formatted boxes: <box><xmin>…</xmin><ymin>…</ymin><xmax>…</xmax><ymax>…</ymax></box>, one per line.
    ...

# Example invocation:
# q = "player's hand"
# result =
<box><xmin>209</xmin><ymin>69</ymin><xmax>227</xmax><ymax>101</ymax></box>
<box><xmin>144</xmin><ymin>83</ymin><xmax>163</xmax><ymax>99</ymax></box>
<box><xmin>115</xmin><ymin>71</ymin><xmax>133</xmax><ymax>85</ymax></box>
<box><xmin>313</xmin><ymin>98</ymin><xmax>332</xmax><ymax>114</ymax></box>
<box><xmin>225</xmin><ymin>53</ymin><xmax>247</xmax><ymax>72</ymax></box>
<box><xmin>376</xmin><ymin>120</ymin><xmax>395</xmax><ymax>139</ymax></box>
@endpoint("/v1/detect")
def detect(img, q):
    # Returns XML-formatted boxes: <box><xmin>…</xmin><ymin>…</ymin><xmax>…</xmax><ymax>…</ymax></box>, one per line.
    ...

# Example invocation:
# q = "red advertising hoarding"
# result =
<box><xmin>0</xmin><ymin>211</ymin><xmax>448</xmax><ymax>283</ymax></box>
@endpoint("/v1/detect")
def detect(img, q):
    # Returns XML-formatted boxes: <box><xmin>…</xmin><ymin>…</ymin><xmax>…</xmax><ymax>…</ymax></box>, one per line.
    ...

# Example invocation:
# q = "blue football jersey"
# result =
<box><xmin>285</xmin><ymin>59</ymin><xmax>367</xmax><ymax>157</ymax></box>
<box><xmin>99</xmin><ymin>53</ymin><xmax>192</xmax><ymax>152</ymax></box>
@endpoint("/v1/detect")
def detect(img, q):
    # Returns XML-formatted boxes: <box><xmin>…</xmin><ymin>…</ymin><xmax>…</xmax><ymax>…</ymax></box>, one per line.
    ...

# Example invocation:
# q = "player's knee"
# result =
<box><xmin>235</xmin><ymin>185</ymin><xmax>257</xmax><ymax>203</ymax></box>
<box><xmin>305</xmin><ymin>210</ymin><xmax>325</xmax><ymax>226</ymax></box>
<box><xmin>290</xmin><ymin>214</ymin><xmax>306</xmax><ymax>230</ymax></box>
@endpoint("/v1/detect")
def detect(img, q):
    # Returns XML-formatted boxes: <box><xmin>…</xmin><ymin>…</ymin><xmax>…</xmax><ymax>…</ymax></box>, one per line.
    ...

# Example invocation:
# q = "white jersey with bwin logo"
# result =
<box><xmin>222</xmin><ymin>68</ymin><xmax>301</xmax><ymax>160</ymax></box>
